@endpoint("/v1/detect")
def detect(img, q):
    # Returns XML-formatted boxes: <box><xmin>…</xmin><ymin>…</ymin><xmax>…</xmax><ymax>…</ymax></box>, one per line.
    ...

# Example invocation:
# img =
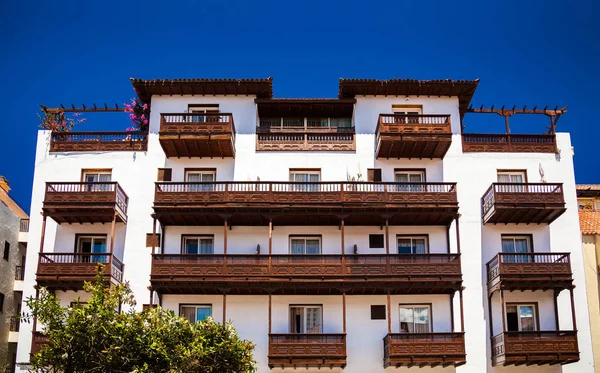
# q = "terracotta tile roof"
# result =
<box><xmin>579</xmin><ymin>210</ymin><xmax>600</xmax><ymax>235</ymax></box>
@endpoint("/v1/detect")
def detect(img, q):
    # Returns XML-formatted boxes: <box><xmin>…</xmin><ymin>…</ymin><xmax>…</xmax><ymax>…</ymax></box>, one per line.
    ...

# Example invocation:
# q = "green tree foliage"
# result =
<box><xmin>25</xmin><ymin>265</ymin><xmax>256</xmax><ymax>373</ymax></box>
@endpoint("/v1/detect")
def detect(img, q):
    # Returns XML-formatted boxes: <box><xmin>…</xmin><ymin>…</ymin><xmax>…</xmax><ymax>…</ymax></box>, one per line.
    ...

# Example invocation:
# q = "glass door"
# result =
<box><xmin>506</xmin><ymin>304</ymin><xmax>537</xmax><ymax>331</ymax></box>
<box><xmin>290</xmin><ymin>306</ymin><xmax>322</xmax><ymax>334</ymax></box>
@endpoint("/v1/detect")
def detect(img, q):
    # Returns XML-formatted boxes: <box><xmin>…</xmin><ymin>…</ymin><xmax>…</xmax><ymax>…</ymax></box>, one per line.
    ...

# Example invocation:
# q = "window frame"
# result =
<box><xmin>181</xmin><ymin>235</ymin><xmax>215</xmax><ymax>255</ymax></box>
<box><xmin>80</xmin><ymin>169</ymin><xmax>112</xmax><ymax>182</ymax></box>
<box><xmin>396</xmin><ymin>235</ymin><xmax>429</xmax><ymax>254</ymax></box>
<box><xmin>179</xmin><ymin>304</ymin><xmax>213</xmax><ymax>323</ymax></box>
<box><xmin>399</xmin><ymin>303</ymin><xmax>433</xmax><ymax>333</ymax></box>
<box><xmin>184</xmin><ymin>168</ymin><xmax>217</xmax><ymax>182</ymax></box>
<box><xmin>392</xmin><ymin>105</ymin><xmax>423</xmax><ymax>124</ymax></box>
<box><xmin>289</xmin><ymin>169</ymin><xmax>321</xmax><ymax>181</ymax></box>
<box><xmin>394</xmin><ymin>168</ymin><xmax>427</xmax><ymax>183</ymax></box>
<box><xmin>506</xmin><ymin>303</ymin><xmax>540</xmax><ymax>332</ymax></box>
<box><xmin>289</xmin><ymin>304</ymin><xmax>323</xmax><ymax>334</ymax></box>
<box><xmin>497</xmin><ymin>170</ymin><xmax>528</xmax><ymax>183</ymax></box>
<box><xmin>74</xmin><ymin>234</ymin><xmax>108</xmax><ymax>254</ymax></box>
<box><xmin>289</xmin><ymin>235</ymin><xmax>322</xmax><ymax>255</ymax></box>
<box><xmin>501</xmin><ymin>234</ymin><xmax>534</xmax><ymax>253</ymax></box>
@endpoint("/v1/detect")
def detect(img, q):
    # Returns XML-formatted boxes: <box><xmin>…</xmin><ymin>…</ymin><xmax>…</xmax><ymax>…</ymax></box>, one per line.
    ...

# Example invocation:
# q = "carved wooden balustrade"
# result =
<box><xmin>383</xmin><ymin>333</ymin><xmax>466</xmax><ymax>368</ymax></box>
<box><xmin>31</xmin><ymin>331</ymin><xmax>49</xmax><ymax>356</ymax></box>
<box><xmin>256</xmin><ymin>121</ymin><xmax>355</xmax><ymax>151</ymax></box>
<box><xmin>268</xmin><ymin>333</ymin><xmax>346</xmax><ymax>368</ymax></box>
<box><xmin>49</xmin><ymin>132</ymin><xmax>148</xmax><ymax>152</ymax></box>
<box><xmin>481</xmin><ymin>183</ymin><xmax>566</xmax><ymax>224</ymax></box>
<box><xmin>36</xmin><ymin>253</ymin><xmax>124</xmax><ymax>290</ymax></box>
<box><xmin>153</xmin><ymin>181</ymin><xmax>458</xmax><ymax>226</ymax></box>
<box><xmin>43</xmin><ymin>182</ymin><xmax>129</xmax><ymax>223</ymax></box>
<box><xmin>491</xmin><ymin>331</ymin><xmax>579</xmax><ymax>366</ymax></box>
<box><xmin>487</xmin><ymin>253</ymin><xmax>572</xmax><ymax>295</ymax></box>
<box><xmin>159</xmin><ymin>113</ymin><xmax>235</xmax><ymax>158</ymax></box>
<box><xmin>462</xmin><ymin>134</ymin><xmax>557</xmax><ymax>153</ymax></box>
<box><xmin>376</xmin><ymin>114</ymin><xmax>452</xmax><ymax>159</ymax></box>
<box><xmin>150</xmin><ymin>253</ymin><xmax>462</xmax><ymax>294</ymax></box>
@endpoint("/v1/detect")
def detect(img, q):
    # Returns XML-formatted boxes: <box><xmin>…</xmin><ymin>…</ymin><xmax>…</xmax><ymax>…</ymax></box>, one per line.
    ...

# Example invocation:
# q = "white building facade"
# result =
<box><xmin>15</xmin><ymin>78</ymin><xmax>595</xmax><ymax>372</ymax></box>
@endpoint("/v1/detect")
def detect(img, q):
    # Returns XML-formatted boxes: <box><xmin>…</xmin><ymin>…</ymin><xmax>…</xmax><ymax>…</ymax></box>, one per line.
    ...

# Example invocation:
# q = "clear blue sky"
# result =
<box><xmin>1</xmin><ymin>0</ymin><xmax>598</xmax><ymax>212</ymax></box>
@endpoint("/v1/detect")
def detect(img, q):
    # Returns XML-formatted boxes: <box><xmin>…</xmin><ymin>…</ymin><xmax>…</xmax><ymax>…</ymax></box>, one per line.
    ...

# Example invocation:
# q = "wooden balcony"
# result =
<box><xmin>49</xmin><ymin>132</ymin><xmax>148</xmax><ymax>152</ymax></box>
<box><xmin>31</xmin><ymin>331</ymin><xmax>49</xmax><ymax>356</ymax></box>
<box><xmin>486</xmin><ymin>253</ymin><xmax>572</xmax><ymax>295</ymax></box>
<box><xmin>462</xmin><ymin>134</ymin><xmax>557</xmax><ymax>153</ymax></box>
<box><xmin>153</xmin><ymin>181</ymin><xmax>458</xmax><ymax>226</ymax></box>
<box><xmin>491</xmin><ymin>331</ymin><xmax>579</xmax><ymax>366</ymax></box>
<box><xmin>36</xmin><ymin>253</ymin><xmax>124</xmax><ymax>290</ymax></box>
<box><xmin>376</xmin><ymin>114</ymin><xmax>452</xmax><ymax>159</ymax></box>
<box><xmin>43</xmin><ymin>182</ymin><xmax>129</xmax><ymax>224</ymax></box>
<box><xmin>256</xmin><ymin>125</ymin><xmax>355</xmax><ymax>152</ymax></box>
<box><xmin>159</xmin><ymin>113</ymin><xmax>235</xmax><ymax>158</ymax></box>
<box><xmin>482</xmin><ymin>183</ymin><xmax>566</xmax><ymax>224</ymax></box>
<box><xmin>150</xmin><ymin>254</ymin><xmax>462</xmax><ymax>295</ymax></box>
<box><xmin>383</xmin><ymin>333</ymin><xmax>466</xmax><ymax>368</ymax></box>
<box><xmin>268</xmin><ymin>333</ymin><xmax>346</xmax><ymax>368</ymax></box>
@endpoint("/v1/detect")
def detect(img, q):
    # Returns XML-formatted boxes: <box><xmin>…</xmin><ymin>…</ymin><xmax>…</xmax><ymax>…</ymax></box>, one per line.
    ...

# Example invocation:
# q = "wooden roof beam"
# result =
<box><xmin>40</xmin><ymin>104</ymin><xmax>126</xmax><ymax>113</ymax></box>
<box><xmin>466</xmin><ymin>105</ymin><xmax>567</xmax><ymax>116</ymax></box>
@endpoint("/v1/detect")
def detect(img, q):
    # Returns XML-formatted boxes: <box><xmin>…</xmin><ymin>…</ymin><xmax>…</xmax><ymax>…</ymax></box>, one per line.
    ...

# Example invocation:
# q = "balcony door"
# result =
<box><xmin>399</xmin><ymin>305</ymin><xmax>431</xmax><ymax>333</ymax></box>
<box><xmin>497</xmin><ymin>171</ymin><xmax>527</xmax><ymax>192</ymax></box>
<box><xmin>290</xmin><ymin>305</ymin><xmax>322</xmax><ymax>334</ymax></box>
<box><xmin>506</xmin><ymin>304</ymin><xmax>537</xmax><ymax>332</ymax></box>
<box><xmin>188</xmin><ymin>105</ymin><xmax>219</xmax><ymax>123</ymax></box>
<box><xmin>392</xmin><ymin>105</ymin><xmax>422</xmax><ymax>124</ymax></box>
<box><xmin>76</xmin><ymin>235</ymin><xmax>107</xmax><ymax>263</ymax></box>
<box><xmin>290</xmin><ymin>237</ymin><xmax>321</xmax><ymax>255</ymax></box>
<box><xmin>82</xmin><ymin>170</ymin><xmax>112</xmax><ymax>192</ymax></box>
<box><xmin>397</xmin><ymin>236</ymin><xmax>428</xmax><ymax>254</ymax></box>
<box><xmin>289</xmin><ymin>170</ymin><xmax>320</xmax><ymax>192</ymax></box>
<box><xmin>501</xmin><ymin>235</ymin><xmax>532</xmax><ymax>263</ymax></box>
<box><xmin>182</xmin><ymin>236</ymin><xmax>214</xmax><ymax>254</ymax></box>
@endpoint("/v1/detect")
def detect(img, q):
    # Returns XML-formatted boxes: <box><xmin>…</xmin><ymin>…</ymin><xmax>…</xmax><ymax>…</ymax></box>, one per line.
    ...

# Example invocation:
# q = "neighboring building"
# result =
<box><xmin>577</xmin><ymin>185</ymin><xmax>600</xmax><ymax>372</ymax></box>
<box><xmin>14</xmin><ymin>77</ymin><xmax>595</xmax><ymax>372</ymax></box>
<box><xmin>0</xmin><ymin>176</ymin><xmax>28</xmax><ymax>373</ymax></box>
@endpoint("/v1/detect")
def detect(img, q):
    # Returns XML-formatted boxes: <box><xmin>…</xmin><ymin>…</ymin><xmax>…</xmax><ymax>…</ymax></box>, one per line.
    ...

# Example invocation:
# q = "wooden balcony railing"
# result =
<box><xmin>19</xmin><ymin>219</ymin><xmax>29</xmax><ymax>232</ymax></box>
<box><xmin>462</xmin><ymin>133</ymin><xmax>557</xmax><ymax>153</ymax></box>
<box><xmin>491</xmin><ymin>331</ymin><xmax>579</xmax><ymax>366</ymax></box>
<box><xmin>44</xmin><ymin>182</ymin><xmax>129</xmax><ymax>223</ymax></box>
<box><xmin>49</xmin><ymin>132</ymin><xmax>148</xmax><ymax>152</ymax></box>
<box><xmin>268</xmin><ymin>333</ymin><xmax>346</xmax><ymax>368</ymax></box>
<box><xmin>31</xmin><ymin>331</ymin><xmax>49</xmax><ymax>356</ymax></box>
<box><xmin>151</xmin><ymin>254</ymin><xmax>462</xmax><ymax>294</ymax></box>
<box><xmin>376</xmin><ymin>114</ymin><xmax>452</xmax><ymax>159</ymax></box>
<box><xmin>383</xmin><ymin>333</ymin><xmax>466</xmax><ymax>367</ymax></box>
<box><xmin>482</xmin><ymin>183</ymin><xmax>566</xmax><ymax>224</ymax></box>
<box><xmin>159</xmin><ymin>113</ymin><xmax>235</xmax><ymax>157</ymax></box>
<box><xmin>15</xmin><ymin>265</ymin><xmax>25</xmax><ymax>280</ymax></box>
<box><xmin>37</xmin><ymin>253</ymin><xmax>124</xmax><ymax>289</ymax></box>
<box><xmin>486</xmin><ymin>253</ymin><xmax>572</xmax><ymax>293</ymax></box>
<box><xmin>9</xmin><ymin>316</ymin><xmax>20</xmax><ymax>332</ymax></box>
<box><xmin>256</xmin><ymin>124</ymin><xmax>356</xmax><ymax>151</ymax></box>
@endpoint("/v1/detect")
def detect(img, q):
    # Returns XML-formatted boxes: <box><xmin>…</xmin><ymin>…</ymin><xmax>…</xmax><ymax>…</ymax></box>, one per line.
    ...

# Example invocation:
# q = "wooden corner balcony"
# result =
<box><xmin>486</xmin><ymin>253</ymin><xmax>572</xmax><ymax>295</ymax></box>
<box><xmin>383</xmin><ymin>333</ymin><xmax>466</xmax><ymax>368</ymax></box>
<box><xmin>256</xmin><ymin>126</ymin><xmax>356</xmax><ymax>152</ymax></box>
<box><xmin>268</xmin><ymin>333</ymin><xmax>346</xmax><ymax>368</ymax></box>
<box><xmin>159</xmin><ymin>113</ymin><xmax>235</xmax><ymax>158</ymax></box>
<box><xmin>153</xmin><ymin>182</ymin><xmax>458</xmax><ymax>226</ymax></box>
<box><xmin>376</xmin><ymin>114</ymin><xmax>452</xmax><ymax>159</ymax></box>
<box><xmin>43</xmin><ymin>182</ymin><xmax>129</xmax><ymax>224</ymax></box>
<box><xmin>49</xmin><ymin>132</ymin><xmax>148</xmax><ymax>152</ymax></box>
<box><xmin>31</xmin><ymin>331</ymin><xmax>49</xmax><ymax>356</ymax></box>
<box><xmin>36</xmin><ymin>253</ymin><xmax>124</xmax><ymax>290</ymax></box>
<box><xmin>491</xmin><ymin>331</ymin><xmax>579</xmax><ymax>366</ymax></box>
<box><xmin>462</xmin><ymin>133</ymin><xmax>557</xmax><ymax>153</ymax></box>
<box><xmin>150</xmin><ymin>254</ymin><xmax>462</xmax><ymax>295</ymax></box>
<box><xmin>481</xmin><ymin>183</ymin><xmax>566</xmax><ymax>224</ymax></box>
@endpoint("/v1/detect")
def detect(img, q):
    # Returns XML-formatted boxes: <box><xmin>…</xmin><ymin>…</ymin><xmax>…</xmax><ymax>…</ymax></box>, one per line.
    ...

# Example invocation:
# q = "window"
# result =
<box><xmin>392</xmin><ymin>105</ymin><xmax>423</xmax><ymax>124</ymax></box>
<box><xmin>369</xmin><ymin>234</ymin><xmax>385</xmax><ymax>249</ymax></box>
<box><xmin>82</xmin><ymin>170</ymin><xmax>112</xmax><ymax>192</ymax></box>
<box><xmin>185</xmin><ymin>169</ymin><xmax>216</xmax><ymax>191</ymax></box>
<box><xmin>188</xmin><ymin>105</ymin><xmax>219</xmax><ymax>123</ymax></box>
<box><xmin>501</xmin><ymin>235</ymin><xmax>532</xmax><ymax>262</ymax></box>
<box><xmin>497</xmin><ymin>171</ymin><xmax>527</xmax><ymax>192</ymax></box>
<box><xmin>289</xmin><ymin>170</ymin><xmax>321</xmax><ymax>192</ymax></box>
<box><xmin>394</xmin><ymin>170</ymin><xmax>425</xmax><ymax>191</ymax></box>
<box><xmin>399</xmin><ymin>305</ymin><xmax>431</xmax><ymax>333</ymax></box>
<box><xmin>182</xmin><ymin>236</ymin><xmax>214</xmax><ymax>254</ymax></box>
<box><xmin>76</xmin><ymin>235</ymin><xmax>107</xmax><ymax>263</ymax></box>
<box><xmin>0</xmin><ymin>292</ymin><xmax>4</xmax><ymax>313</ymax></box>
<box><xmin>506</xmin><ymin>304</ymin><xmax>537</xmax><ymax>331</ymax></box>
<box><xmin>397</xmin><ymin>236</ymin><xmax>428</xmax><ymax>254</ymax></box>
<box><xmin>180</xmin><ymin>305</ymin><xmax>212</xmax><ymax>323</ymax></box>
<box><xmin>290</xmin><ymin>305</ymin><xmax>322</xmax><ymax>333</ymax></box>
<box><xmin>371</xmin><ymin>305</ymin><xmax>386</xmax><ymax>320</ymax></box>
<box><xmin>3</xmin><ymin>241</ymin><xmax>9</xmax><ymax>261</ymax></box>
<box><xmin>290</xmin><ymin>237</ymin><xmax>321</xmax><ymax>254</ymax></box>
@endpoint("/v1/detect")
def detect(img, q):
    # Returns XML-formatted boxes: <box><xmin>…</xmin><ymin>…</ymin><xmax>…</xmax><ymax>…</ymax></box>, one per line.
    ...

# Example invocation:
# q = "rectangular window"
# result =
<box><xmin>497</xmin><ymin>170</ymin><xmax>527</xmax><ymax>192</ymax></box>
<box><xmin>397</xmin><ymin>236</ymin><xmax>428</xmax><ymax>254</ymax></box>
<box><xmin>290</xmin><ymin>237</ymin><xmax>321</xmax><ymax>255</ymax></box>
<box><xmin>0</xmin><ymin>293</ymin><xmax>4</xmax><ymax>312</ymax></box>
<box><xmin>182</xmin><ymin>236</ymin><xmax>214</xmax><ymax>254</ymax></box>
<box><xmin>392</xmin><ymin>105</ymin><xmax>423</xmax><ymax>124</ymax></box>
<box><xmin>371</xmin><ymin>305</ymin><xmax>386</xmax><ymax>320</ymax></box>
<box><xmin>399</xmin><ymin>305</ymin><xmax>431</xmax><ymax>333</ymax></box>
<box><xmin>188</xmin><ymin>105</ymin><xmax>219</xmax><ymax>123</ymax></box>
<box><xmin>506</xmin><ymin>304</ymin><xmax>537</xmax><ymax>331</ymax></box>
<box><xmin>369</xmin><ymin>234</ymin><xmax>385</xmax><ymax>249</ymax></box>
<box><xmin>394</xmin><ymin>170</ymin><xmax>425</xmax><ymax>192</ymax></box>
<box><xmin>82</xmin><ymin>170</ymin><xmax>112</xmax><ymax>192</ymax></box>
<box><xmin>289</xmin><ymin>169</ymin><xmax>321</xmax><ymax>192</ymax></box>
<box><xmin>76</xmin><ymin>235</ymin><xmax>107</xmax><ymax>263</ymax></box>
<box><xmin>185</xmin><ymin>169</ymin><xmax>216</xmax><ymax>191</ymax></box>
<box><xmin>3</xmin><ymin>241</ymin><xmax>9</xmax><ymax>261</ymax></box>
<box><xmin>180</xmin><ymin>305</ymin><xmax>212</xmax><ymax>323</ymax></box>
<box><xmin>290</xmin><ymin>305</ymin><xmax>322</xmax><ymax>333</ymax></box>
<box><xmin>501</xmin><ymin>235</ymin><xmax>532</xmax><ymax>262</ymax></box>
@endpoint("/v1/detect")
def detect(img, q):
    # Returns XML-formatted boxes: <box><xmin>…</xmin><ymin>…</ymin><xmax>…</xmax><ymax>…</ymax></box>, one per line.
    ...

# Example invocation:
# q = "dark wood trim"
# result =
<box><xmin>73</xmin><ymin>233</ymin><xmax>108</xmax><ymax>253</ymax></box>
<box><xmin>188</xmin><ymin>104</ymin><xmax>220</xmax><ymax>109</ymax></box>
<box><xmin>180</xmin><ymin>234</ymin><xmax>215</xmax><ymax>254</ymax></box>
<box><xmin>395</xmin><ymin>234</ymin><xmax>430</xmax><ymax>254</ymax></box>
<box><xmin>289</xmin><ymin>168</ymin><xmax>322</xmax><ymax>172</ymax></box>
<box><xmin>397</xmin><ymin>303</ymin><xmax>434</xmax><ymax>333</ymax></box>
<box><xmin>500</xmin><ymin>234</ymin><xmax>534</xmax><ymax>252</ymax></box>
<box><xmin>496</xmin><ymin>169</ymin><xmax>529</xmax><ymax>183</ymax></box>
<box><xmin>506</xmin><ymin>302</ymin><xmax>541</xmax><ymax>331</ymax></box>
<box><xmin>393</xmin><ymin>168</ymin><xmax>427</xmax><ymax>182</ymax></box>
